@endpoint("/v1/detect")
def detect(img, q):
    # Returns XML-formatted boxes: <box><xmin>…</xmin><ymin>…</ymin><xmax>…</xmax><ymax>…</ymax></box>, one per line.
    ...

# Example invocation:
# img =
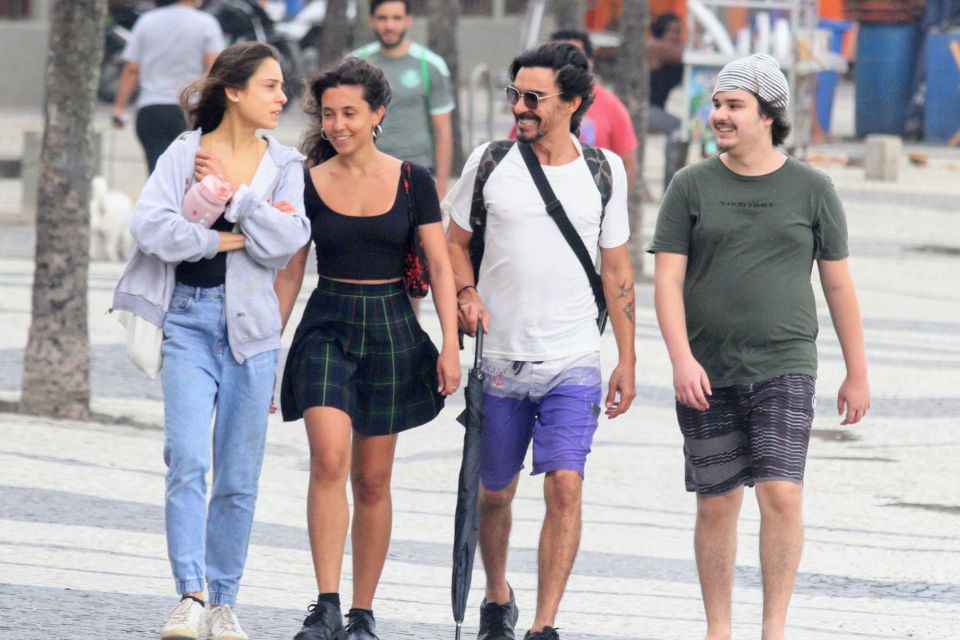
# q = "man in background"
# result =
<box><xmin>353</xmin><ymin>0</ymin><xmax>455</xmax><ymax>198</ymax></box>
<box><xmin>112</xmin><ymin>0</ymin><xmax>223</xmax><ymax>173</ymax></box>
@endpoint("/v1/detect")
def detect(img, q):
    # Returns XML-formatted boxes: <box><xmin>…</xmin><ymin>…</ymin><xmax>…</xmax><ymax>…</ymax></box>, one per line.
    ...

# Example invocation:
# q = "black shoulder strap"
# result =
<box><xmin>467</xmin><ymin>140</ymin><xmax>515</xmax><ymax>284</ymax></box>
<box><xmin>401</xmin><ymin>161</ymin><xmax>416</xmax><ymax>227</ymax></box>
<box><xmin>517</xmin><ymin>141</ymin><xmax>608</xmax><ymax>332</ymax></box>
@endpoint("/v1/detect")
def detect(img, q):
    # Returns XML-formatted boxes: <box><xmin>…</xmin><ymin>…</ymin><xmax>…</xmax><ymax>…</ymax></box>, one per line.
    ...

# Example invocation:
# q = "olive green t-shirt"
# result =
<box><xmin>647</xmin><ymin>155</ymin><xmax>848</xmax><ymax>387</ymax></box>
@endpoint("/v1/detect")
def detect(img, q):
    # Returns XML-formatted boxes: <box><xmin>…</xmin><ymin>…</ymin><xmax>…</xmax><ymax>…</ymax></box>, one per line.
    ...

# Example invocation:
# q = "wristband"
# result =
<box><xmin>456</xmin><ymin>285</ymin><xmax>476</xmax><ymax>298</ymax></box>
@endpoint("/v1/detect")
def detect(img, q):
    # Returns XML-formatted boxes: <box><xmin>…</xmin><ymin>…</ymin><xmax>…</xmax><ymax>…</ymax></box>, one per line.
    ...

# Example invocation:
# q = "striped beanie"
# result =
<box><xmin>712</xmin><ymin>53</ymin><xmax>789</xmax><ymax>115</ymax></box>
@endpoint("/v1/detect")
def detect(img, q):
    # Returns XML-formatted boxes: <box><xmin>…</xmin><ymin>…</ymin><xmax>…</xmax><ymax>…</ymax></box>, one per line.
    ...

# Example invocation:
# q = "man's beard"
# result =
<box><xmin>515</xmin><ymin>114</ymin><xmax>544</xmax><ymax>143</ymax></box>
<box><xmin>376</xmin><ymin>28</ymin><xmax>408</xmax><ymax>49</ymax></box>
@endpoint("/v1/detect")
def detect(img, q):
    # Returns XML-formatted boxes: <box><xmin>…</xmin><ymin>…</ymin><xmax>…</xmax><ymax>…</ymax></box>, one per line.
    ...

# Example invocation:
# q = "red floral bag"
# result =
<box><xmin>401</xmin><ymin>161</ymin><xmax>430</xmax><ymax>298</ymax></box>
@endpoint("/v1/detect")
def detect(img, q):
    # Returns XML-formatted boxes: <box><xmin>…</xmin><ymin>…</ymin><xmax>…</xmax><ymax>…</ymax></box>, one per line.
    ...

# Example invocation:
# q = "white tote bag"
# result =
<box><xmin>115</xmin><ymin>310</ymin><xmax>163</xmax><ymax>379</ymax></box>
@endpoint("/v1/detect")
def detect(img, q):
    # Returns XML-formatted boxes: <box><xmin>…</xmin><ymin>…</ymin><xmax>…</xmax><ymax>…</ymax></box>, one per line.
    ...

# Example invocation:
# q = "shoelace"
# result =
<box><xmin>529</xmin><ymin>627</ymin><xmax>561</xmax><ymax>640</ymax></box>
<box><xmin>167</xmin><ymin>600</ymin><xmax>200</xmax><ymax>626</ymax></box>
<box><xmin>212</xmin><ymin>605</ymin><xmax>239</xmax><ymax>631</ymax></box>
<box><xmin>344</xmin><ymin>610</ymin><xmax>372</xmax><ymax>633</ymax></box>
<box><xmin>303</xmin><ymin>602</ymin><xmax>337</xmax><ymax>630</ymax></box>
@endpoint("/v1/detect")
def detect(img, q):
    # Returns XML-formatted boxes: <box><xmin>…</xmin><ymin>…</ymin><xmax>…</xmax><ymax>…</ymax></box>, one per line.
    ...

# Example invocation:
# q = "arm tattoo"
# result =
<box><xmin>618</xmin><ymin>280</ymin><xmax>635</xmax><ymax>322</ymax></box>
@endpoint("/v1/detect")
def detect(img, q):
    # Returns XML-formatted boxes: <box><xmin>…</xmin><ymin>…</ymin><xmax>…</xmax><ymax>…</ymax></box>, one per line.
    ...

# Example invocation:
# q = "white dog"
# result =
<box><xmin>89</xmin><ymin>175</ymin><xmax>133</xmax><ymax>262</ymax></box>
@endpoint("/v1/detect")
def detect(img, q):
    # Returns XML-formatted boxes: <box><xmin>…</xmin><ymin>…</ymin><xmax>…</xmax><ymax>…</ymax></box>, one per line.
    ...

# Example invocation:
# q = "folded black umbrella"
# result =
<box><xmin>451</xmin><ymin>320</ymin><xmax>485</xmax><ymax>640</ymax></box>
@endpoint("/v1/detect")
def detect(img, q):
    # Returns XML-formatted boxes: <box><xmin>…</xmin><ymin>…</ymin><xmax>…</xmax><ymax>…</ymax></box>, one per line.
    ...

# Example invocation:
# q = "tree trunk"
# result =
<box><xmin>614</xmin><ymin>0</ymin><xmax>650</xmax><ymax>278</ymax></box>
<box><xmin>351</xmin><ymin>0</ymin><xmax>371</xmax><ymax>50</ymax></box>
<box><xmin>551</xmin><ymin>0</ymin><xmax>586</xmax><ymax>30</ymax></box>
<box><xmin>20</xmin><ymin>0</ymin><xmax>107</xmax><ymax>420</ymax></box>
<box><xmin>316</xmin><ymin>0</ymin><xmax>351</xmax><ymax>67</ymax></box>
<box><xmin>427</xmin><ymin>0</ymin><xmax>464</xmax><ymax>171</ymax></box>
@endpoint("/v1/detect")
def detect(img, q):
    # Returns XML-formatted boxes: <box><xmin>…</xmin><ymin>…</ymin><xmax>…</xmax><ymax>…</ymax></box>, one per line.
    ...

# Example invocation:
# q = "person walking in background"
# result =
<box><xmin>276</xmin><ymin>57</ymin><xmax>460</xmax><ymax>640</ymax></box>
<box><xmin>112</xmin><ymin>0</ymin><xmax>224</xmax><ymax>173</ymax></box>
<box><xmin>444</xmin><ymin>43</ymin><xmax>637</xmax><ymax>640</ymax></box>
<box><xmin>352</xmin><ymin>0</ymin><xmax>455</xmax><ymax>199</ymax></box>
<box><xmin>647</xmin><ymin>12</ymin><xmax>687</xmax><ymax>189</ymax></box>
<box><xmin>112</xmin><ymin>42</ymin><xmax>311</xmax><ymax>640</ymax></box>
<box><xmin>648</xmin><ymin>53</ymin><xmax>870</xmax><ymax>640</ymax></box>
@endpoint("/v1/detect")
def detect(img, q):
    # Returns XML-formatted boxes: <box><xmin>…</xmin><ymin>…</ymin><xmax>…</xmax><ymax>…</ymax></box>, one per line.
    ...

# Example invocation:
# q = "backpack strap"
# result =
<box><xmin>580</xmin><ymin>143</ymin><xmax>613</xmax><ymax>223</ymax></box>
<box><xmin>466</xmin><ymin>140</ymin><xmax>515</xmax><ymax>284</ymax></box>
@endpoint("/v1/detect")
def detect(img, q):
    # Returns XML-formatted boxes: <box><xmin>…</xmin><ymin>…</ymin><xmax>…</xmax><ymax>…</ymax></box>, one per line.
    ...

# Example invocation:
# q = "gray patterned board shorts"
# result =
<box><xmin>676</xmin><ymin>373</ymin><xmax>816</xmax><ymax>496</ymax></box>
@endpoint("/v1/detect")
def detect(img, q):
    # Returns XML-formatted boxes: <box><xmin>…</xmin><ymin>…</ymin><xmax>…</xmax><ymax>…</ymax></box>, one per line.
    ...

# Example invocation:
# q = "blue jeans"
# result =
<box><xmin>161</xmin><ymin>283</ymin><xmax>278</xmax><ymax>606</ymax></box>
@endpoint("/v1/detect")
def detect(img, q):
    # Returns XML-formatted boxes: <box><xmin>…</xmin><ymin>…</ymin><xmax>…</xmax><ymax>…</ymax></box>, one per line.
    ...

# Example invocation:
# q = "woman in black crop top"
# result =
<box><xmin>276</xmin><ymin>57</ymin><xmax>460</xmax><ymax>637</ymax></box>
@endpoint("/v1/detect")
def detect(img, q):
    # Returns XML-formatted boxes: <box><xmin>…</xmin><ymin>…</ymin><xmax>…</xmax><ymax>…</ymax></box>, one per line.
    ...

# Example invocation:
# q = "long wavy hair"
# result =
<box><xmin>180</xmin><ymin>42</ymin><xmax>279</xmax><ymax>134</ymax></box>
<box><xmin>301</xmin><ymin>57</ymin><xmax>393</xmax><ymax>166</ymax></box>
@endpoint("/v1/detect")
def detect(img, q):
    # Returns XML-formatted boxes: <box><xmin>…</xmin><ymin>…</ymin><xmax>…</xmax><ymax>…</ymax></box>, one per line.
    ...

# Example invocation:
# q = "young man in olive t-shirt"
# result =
<box><xmin>648</xmin><ymin>54</ymin><xmax>870</xmax><ymax>640</ymax></box>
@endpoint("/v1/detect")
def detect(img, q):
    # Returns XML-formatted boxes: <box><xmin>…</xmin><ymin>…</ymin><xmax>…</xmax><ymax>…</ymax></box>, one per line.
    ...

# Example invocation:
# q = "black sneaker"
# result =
<box><xmin>477</xmin><ymin>585</ymin><xmax>519</xmax><ymax>640</ymax></box>
<box><xmin>523</xmin><ymin>628</ymin><xmax>560</xmax><ymax>640</ymax></box>
<box><xmin>345</xmin><ymin>609</ymin><xmax>380</xmax><ymax>640</ymax></box>
<box><xmin>293</xmin><ymin>600</ymin><xmax>346</xmax><ymax>640</ymax></box>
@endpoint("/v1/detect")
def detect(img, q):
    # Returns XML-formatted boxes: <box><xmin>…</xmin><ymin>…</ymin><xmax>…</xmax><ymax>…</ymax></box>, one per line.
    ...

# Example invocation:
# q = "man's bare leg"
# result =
<box><xmin>530</xmin><ymin>469</ymin><xmax>582</xmax><ymax>632</ymax></box>
<box><xmin>756</xmin><ymin>481</ymin><xmax>804</xmax><ymax>640</ymax></box>
<box><xmin>479</xmin><ymin>475</ymin><xmax>520</xmax><ymax>605</ymax></box>
<box><xmin>695</xmin><ymin>487</ymin><xmax>744</xmax><ymax>640</ymax></box>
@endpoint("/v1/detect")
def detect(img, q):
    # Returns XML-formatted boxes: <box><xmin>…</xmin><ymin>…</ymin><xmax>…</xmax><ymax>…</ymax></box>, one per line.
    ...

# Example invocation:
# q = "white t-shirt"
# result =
<box><xmin>123</xmin><ymin>5</ymin><xmax>224</xmax><ymax>107</ymax></box>
<box><xmin>443</xmin><ymin>135</ymin><xmax>630</xmax><ymax>361</ymax></box>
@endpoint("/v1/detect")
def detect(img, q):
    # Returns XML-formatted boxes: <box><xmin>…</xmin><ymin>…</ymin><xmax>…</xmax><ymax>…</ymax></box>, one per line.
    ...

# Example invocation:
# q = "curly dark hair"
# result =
<box><xmin>508</xmin><ymin>42</ymin><xmax>595</xmax><ymax>137</ymax></box>
<box><xmin>651</xmin><ymin>12</ymin><xmax>681</xmax><ymax>39</ymax></box>
<box><xmin>301</xmin><ymin>57</ymin><xmax>393</xmax><ymax>166</ymax></box>
<box><xmin>180</xmin><ymin>42</ymin><xmax>279</xmax><ymax>134</ymax></box>
<box><xmin>757</xmin><ymin>96</ymin><xmax>792</xmax><ymax>147</ymax></box>
<box><xmin>549</xmin><ymin>28</ymin><xmax>594</xmax><ymax>61</ymax></box>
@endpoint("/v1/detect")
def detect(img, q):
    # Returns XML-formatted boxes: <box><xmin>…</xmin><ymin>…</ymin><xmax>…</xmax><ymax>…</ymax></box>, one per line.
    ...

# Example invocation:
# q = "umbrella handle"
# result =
<box><xmin>474</xmin><ymin>319</ymin><xmax>484</xmax><ymax>370</ymax></box>
<box><xmin>455</xmin><ymin>621</ymin><xmax>463</xmax><ymax>640</ymax></box>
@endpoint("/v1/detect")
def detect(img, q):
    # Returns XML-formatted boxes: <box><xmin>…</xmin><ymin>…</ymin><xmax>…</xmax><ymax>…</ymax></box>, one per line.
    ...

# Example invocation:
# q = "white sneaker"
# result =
<box><xmin>161</xmin><ymin>597</ymin><xmax>208</xmax><ymax>639</ymax></box>
<box><xmin>209</xmin><ymin>604</ymin><xmax>249</xmax><ymax>640</ymax></box>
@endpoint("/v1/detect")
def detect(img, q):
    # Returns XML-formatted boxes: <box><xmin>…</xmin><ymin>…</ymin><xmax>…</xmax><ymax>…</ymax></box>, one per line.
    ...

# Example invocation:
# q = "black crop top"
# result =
<box><xmin>306</xmin><ymin>162</ymin><xmax>442</xmax><ymax>280</ymax></box>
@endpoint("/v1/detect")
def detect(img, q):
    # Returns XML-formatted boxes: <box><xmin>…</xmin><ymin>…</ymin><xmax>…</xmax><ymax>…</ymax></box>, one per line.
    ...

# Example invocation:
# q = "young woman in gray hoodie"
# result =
<box><xmin>112</xmin><ymin>42</ymin><xmax>311</xmax><ymax>640</ymax></box>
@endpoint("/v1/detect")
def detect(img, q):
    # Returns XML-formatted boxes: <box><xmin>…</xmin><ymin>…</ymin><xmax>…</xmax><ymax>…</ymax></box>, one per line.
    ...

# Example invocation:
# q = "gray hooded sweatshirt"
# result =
<box><xmin>112</xmin><ymin>129</ymin><xmax>311</xmax><ymax>364</ymax></box>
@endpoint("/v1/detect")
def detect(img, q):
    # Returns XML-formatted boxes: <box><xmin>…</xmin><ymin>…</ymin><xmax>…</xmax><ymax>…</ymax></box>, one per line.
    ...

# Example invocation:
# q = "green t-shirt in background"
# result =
<box><xmin>353</xmin><ymin>42</ymin><xmax>455</xmax><ymax>169</ymax></box>
<box><xmin>647</xmin><ymin>155</ymin><xmax>849</xmax><ymax>387</ymax></box>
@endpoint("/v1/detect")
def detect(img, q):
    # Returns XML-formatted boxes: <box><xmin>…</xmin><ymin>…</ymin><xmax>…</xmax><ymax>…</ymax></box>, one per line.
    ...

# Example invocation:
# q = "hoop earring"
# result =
<box><xmin>320</xmin><ymin>128</ymin><xmax>329</xmax><ymax>141</ymax></box>
<box><xmin>373</xmin><ymin>124</ymin><xmax>383</xmax><ymax>140</ymax></box>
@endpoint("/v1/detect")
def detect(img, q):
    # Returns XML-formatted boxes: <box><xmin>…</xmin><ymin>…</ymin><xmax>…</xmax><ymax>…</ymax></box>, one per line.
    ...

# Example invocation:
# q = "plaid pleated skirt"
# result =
<box><xmin>280</xmin><ymin>278</ymin><xmax>443</xmax><ymax>435</ymax></box>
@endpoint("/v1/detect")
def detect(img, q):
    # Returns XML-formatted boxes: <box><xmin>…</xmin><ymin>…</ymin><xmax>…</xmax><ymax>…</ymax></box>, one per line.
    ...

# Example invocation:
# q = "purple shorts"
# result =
<box><xmin>479</xmin><ymin>353</ymin><xmax>603</xmax><ymax>491</ymax></box>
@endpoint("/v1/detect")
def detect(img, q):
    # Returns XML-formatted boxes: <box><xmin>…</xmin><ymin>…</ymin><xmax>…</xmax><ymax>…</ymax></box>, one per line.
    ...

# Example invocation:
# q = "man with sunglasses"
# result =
<box><xmin>443</xmin><ymin>43</ymin><xmax>637</xmax><ymax>640</ymax></box>
<box><xmin>508</xmin><ymin>29</ymin><xmax>639</xmax><ymax>197</ymax></box>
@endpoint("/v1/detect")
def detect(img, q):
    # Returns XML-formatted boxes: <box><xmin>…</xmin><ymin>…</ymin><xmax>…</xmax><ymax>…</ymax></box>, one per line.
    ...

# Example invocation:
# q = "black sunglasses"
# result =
<box><xmin>505</xmin><ymin>85</ymin><xmax>563</xmax><ymax>110</ymax></box>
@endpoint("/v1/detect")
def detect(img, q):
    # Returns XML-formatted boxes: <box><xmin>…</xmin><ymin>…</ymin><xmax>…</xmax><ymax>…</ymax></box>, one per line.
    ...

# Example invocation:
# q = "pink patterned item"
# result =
<box><xmin>181</xmin><ymin>174</ymin><xmax>233</xmax><ymax>228</ymax></box>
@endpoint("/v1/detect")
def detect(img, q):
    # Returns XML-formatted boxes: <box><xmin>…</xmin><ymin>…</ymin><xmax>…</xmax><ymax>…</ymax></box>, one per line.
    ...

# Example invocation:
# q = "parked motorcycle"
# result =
<box><xmin>273</xmin><ymin>0</ymin><xmax>357</xmax><ymax>80</ymax></box>
<box><xmin>202</xmin><ymin>0</ymin><xmax>305</xmax><ymax>101</ymax></box>
<box><xmin>98</xmin><ymin>0</ymin><xmax>304</xmax><ymax>104</ymax></box>
<box><xmin>98</xmin><ymin>1</ymin><xmax>149</xmax><ymax>103</ymax></box>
